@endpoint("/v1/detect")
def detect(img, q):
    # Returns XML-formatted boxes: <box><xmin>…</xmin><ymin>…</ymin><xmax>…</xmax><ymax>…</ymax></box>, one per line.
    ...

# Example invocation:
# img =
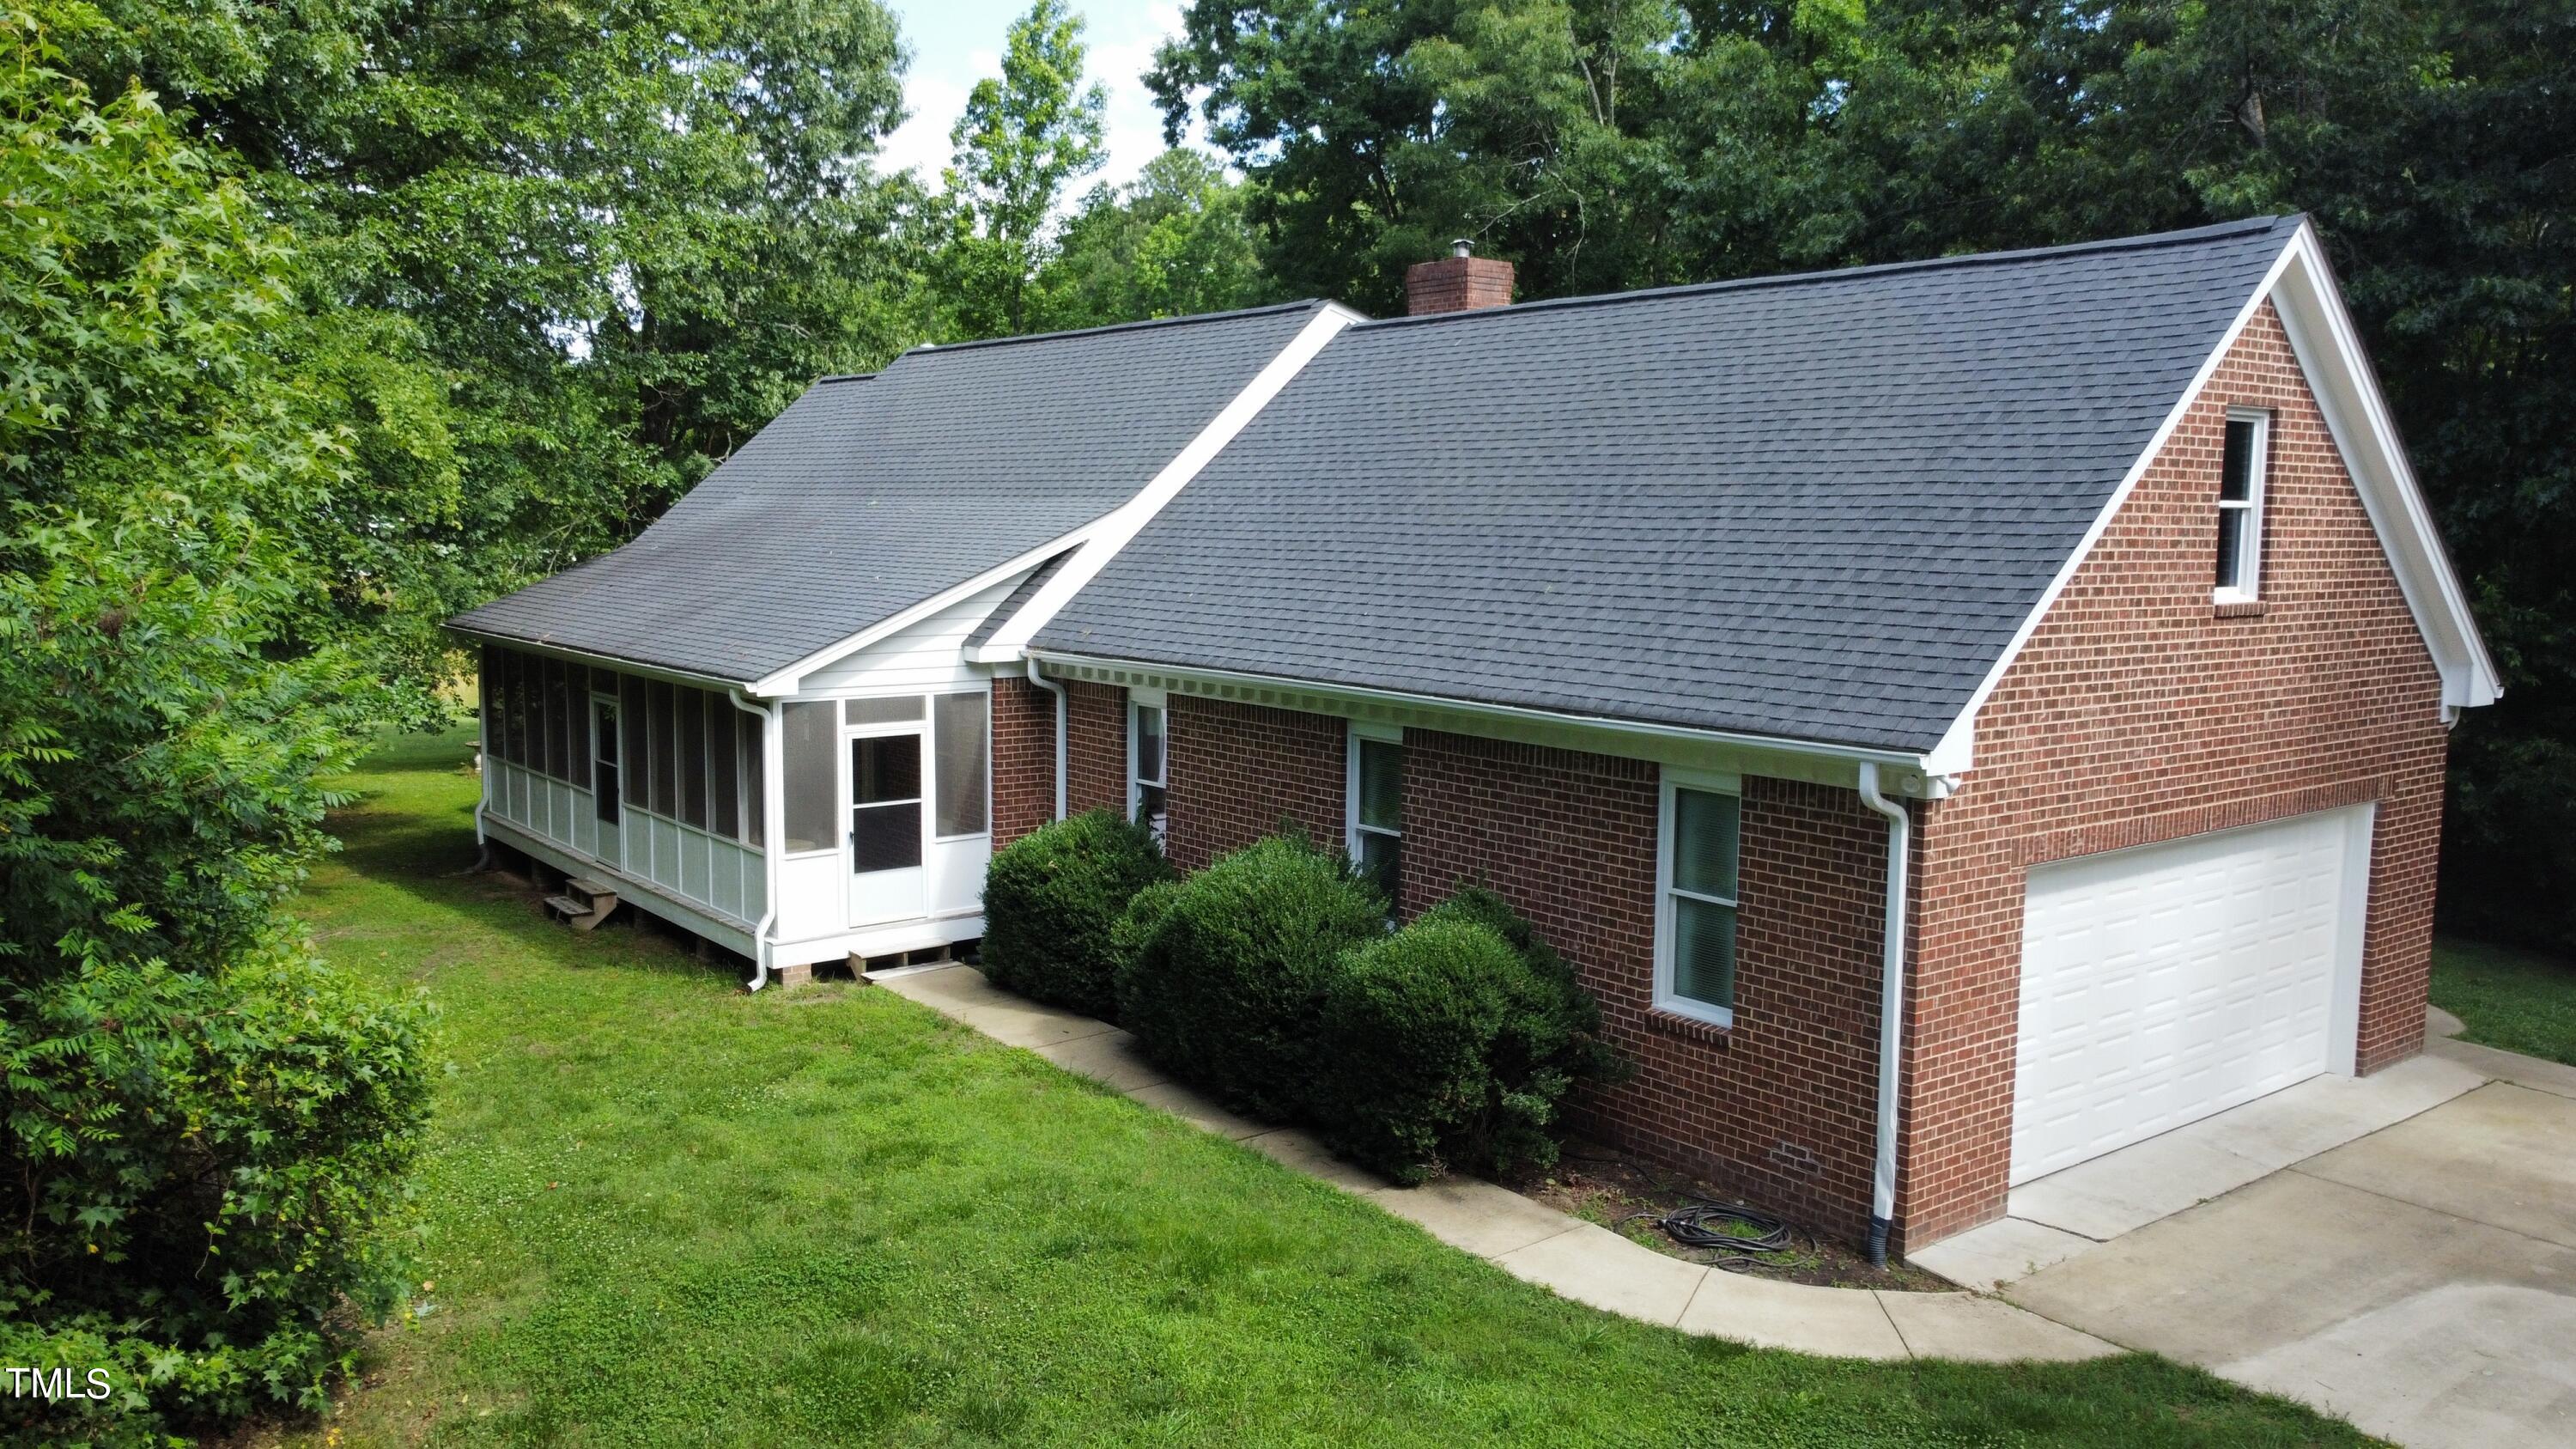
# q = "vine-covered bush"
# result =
<box><xmin>1115</xmin><ymin>834</ymin><xmax>1386</xmax><ymax>1120</ymax></box>
<box><xmin>980</xmin><ymin>809</ymin><xmax>1174</xmax><ymax>1019</ymax></box>
<box><xmin>1313</xmin><ymin>890</ymin><xmax>1629</xmax><ymax>1184</ymax></box>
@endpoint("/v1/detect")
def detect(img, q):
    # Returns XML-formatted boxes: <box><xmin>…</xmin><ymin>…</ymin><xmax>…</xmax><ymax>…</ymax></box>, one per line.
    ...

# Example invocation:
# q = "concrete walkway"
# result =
<box><xmin>1914</xmin><ymin>1009</ymin><xmax>2576</xmax><ymax>1449</ymax></box>
<box><xmin>868</xmin><ymin>963</ymin><xmax>2113</xmax><ymax>1364</ymax></box>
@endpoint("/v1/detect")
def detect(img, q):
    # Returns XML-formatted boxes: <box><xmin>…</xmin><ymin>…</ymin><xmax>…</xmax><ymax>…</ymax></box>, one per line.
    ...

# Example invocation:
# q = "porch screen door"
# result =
<box><xmin>847</xmin><ymin>732</ymin><xmax>925</xmax><ymax>927</ymax></box>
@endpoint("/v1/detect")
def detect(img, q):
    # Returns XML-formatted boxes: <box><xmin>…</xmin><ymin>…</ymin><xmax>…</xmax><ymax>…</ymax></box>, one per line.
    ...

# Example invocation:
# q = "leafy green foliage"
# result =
<box><xmin>940</xmin><ymin>0</ymin><xmax>1109</xmax><ymax>337</ymax></box>
<box><xmin>0</xmin><ymin>15</ymin><xmax>435</xmax><ymax>1440</ymax></box>
<box><xmin>1031</xmin><ymin>149</ymin><xmax>1270</xmax><ymax>329</ymax></box>
<box><xmin>978</xmin><ymin>808</ymin><xmax>1174</xmax><ymax>1020</ymax></box>
<box><xmin>0</xmin><ymin>953</ymin><xmax>434</xmax><ymax>1445</ymax></box>
<box><xmin>1313</xmin><ymin>893</ymin><xmax>1627</xmax><ymax>1185</ymax></box>
<box><xmin>1115</xmin><ymin>834</ymin><xmax>1387</xmax><ymax>1120</ymax></box>
<box><xmin>52</xmin><ymin>0</ymin><xmax>930</xmax><ymax>674</ymax></box>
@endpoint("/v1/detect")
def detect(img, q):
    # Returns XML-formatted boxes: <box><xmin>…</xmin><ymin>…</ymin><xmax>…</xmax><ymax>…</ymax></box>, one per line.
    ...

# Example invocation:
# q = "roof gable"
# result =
<box><xmin>1036</xmin><ymin>218</ymin><xmax>2306</xmax><ymax>754</ymax></box>
<box><xmin>449</xmin><ymin>301</ymin><xmax>1332</xmax><ymax>684</ymax></box>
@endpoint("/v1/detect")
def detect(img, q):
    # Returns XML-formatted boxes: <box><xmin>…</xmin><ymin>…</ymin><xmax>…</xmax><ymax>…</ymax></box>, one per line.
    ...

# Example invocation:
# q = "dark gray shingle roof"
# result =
<box><xmin>450</xmin><ymin>301</ymin><xmax>1328</xmax><ymax>683</ymax></box>
<box><xmin>1035</xmin><ymin>218</ymin><xmax>2300</xmax><ymax>754</ymax></box>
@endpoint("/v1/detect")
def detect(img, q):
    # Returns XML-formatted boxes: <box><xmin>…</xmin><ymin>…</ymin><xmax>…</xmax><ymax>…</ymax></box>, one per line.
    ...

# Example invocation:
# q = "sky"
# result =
<box><xmin>878</xmin><ymin>0</ymin><xmax>1202</xmax><ymax>198</ymax></box>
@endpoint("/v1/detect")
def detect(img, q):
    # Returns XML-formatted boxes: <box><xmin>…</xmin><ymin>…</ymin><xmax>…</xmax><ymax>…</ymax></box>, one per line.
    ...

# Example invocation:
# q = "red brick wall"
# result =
<box><xmin>992</xmin><ymin>673</ymin><xmax>1055</xmax><ymax>849</ymax></box>
<box><xmin>1163</xmin><ymin>695</ymin><xmax>1346</xmax><ymax>874</ymax></box>
<box><xmin>1400</xmin><ymin>733</ymin><xmax>1892</xmax><ymax>1241</ymax></box>
<box><xmin>1899</xmin><ymin>301</ymin><xmax>2453</xmax><ymax>1247</ymax></box>
<box><xmin>1064</xmin><ymin>680</ymin><xmax>1127</xmax><ymax>819</ymax></box>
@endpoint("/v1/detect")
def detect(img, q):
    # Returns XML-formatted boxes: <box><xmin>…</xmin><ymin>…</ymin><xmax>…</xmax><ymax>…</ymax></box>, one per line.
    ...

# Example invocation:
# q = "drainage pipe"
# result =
<box><xmin>471</xmin><ymin>737</ymin><xmax>494</xmax><ymax>872</ymax></box>
<box><xmin>727</xmin><ymin>690</ymin><xmax>783</xmax><ymax>991</ymax></box>
<box><xmin>1856</xmin><ymin>761</ymin><xmax>1912</xmax><ymax>1269</ymax></box>
<box><xmin>1025</xmin><ymin>657</ymin><xmax>1068</xmax><ymax>822</ymax></box>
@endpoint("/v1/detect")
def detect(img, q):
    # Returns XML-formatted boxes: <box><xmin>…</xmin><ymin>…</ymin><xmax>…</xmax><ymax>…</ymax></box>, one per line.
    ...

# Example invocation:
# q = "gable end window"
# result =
<box><xmin>1129</xmin><ymin>691</ymin><xmax>1168</xmax><ymax>843</ymax></box>
<box><xmin>2215</xmin><ymin>409</ymin><xmax>2270</xmax><ymax>601</ymax></box>
<box><xmin>1655</xmin><ymin>774</ymin><xmax>1741</xmax><ymax>1027</ymax></box>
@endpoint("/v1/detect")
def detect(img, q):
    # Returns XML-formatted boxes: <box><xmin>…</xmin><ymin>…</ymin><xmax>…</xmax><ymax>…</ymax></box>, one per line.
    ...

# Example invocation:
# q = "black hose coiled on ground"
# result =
<box><xmin>1630</xmin><ymin>1202</ymin><xmax>1810</xmax><ymax>1274</ymax></box>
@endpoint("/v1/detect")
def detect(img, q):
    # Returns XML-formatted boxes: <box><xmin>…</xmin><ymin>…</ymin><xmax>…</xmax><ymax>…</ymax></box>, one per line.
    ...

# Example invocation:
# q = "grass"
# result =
<box><xmin>276</xmin><ymin>728</ymin><xmax>2379</xmax><ymax>1446</ymax></box>
<box><xmin>2430</xmin><ymin>936</ymin><xmax>2576</xmax><ymax>1066</ymax></box>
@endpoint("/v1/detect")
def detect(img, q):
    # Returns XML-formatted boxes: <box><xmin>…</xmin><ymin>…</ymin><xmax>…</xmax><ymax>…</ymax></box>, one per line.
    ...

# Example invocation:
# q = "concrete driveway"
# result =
<box><xmin>1916</xmin><ymin>1026</ymin><xmax>2576</xmax><ymax>1449</ymax></box>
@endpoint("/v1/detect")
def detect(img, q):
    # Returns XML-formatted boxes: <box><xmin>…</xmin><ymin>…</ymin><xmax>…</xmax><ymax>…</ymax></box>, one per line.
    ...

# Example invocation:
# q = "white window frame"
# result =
<box><xmin>928</xmin><ymin>689</ymin><xmax>993</xmax><ymax>843</ymax></box>
<box><xmin>2214</xmin><ymin>406</ymin><xmax>2271</xmax><ymax>605</ymax></box>
<box><xmin>1128</xmin><ymin>686</ymin><xmax>1168</xmax><ymax>841</ymax></box>
<box><xmin>1345</xmin><ymin>721</ymin><xmax>1403</xmax><ymax>903</ymax></box>
<box><xmin>1654</xmin><ymin>768</ymin><xmax>1743</xmax><ymax>1029</ymax></box>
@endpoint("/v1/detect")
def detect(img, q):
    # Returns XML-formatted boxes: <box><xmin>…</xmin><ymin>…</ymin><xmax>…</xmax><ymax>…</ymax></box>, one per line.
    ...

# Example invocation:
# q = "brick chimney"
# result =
<box><xmin>1405</xmin><ymin>239</ymin><xmax>1514</xmax><ymax>315</ymax></box>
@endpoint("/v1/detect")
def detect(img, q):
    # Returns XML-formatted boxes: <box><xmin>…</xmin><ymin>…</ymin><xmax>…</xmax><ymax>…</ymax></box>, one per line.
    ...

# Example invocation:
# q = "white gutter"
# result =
<box><xmin>1025</xmin><ymin>657</ymin><xmax>1068</xmax><ymax>821</ymax></box>
<box><xmin>726</xmin><ymin>689</ymin><xmax>783</xmax><ymax>990</ymax></box>
<box><xmin>1856</xmin><ymin>762</ymin><xmax>1911</xmax><ymax>1267</ymax></box>
<box><xmin>1030</xmin><ymin>649</ymin><xmax>1949</xmax><ymax>790</ymax></box>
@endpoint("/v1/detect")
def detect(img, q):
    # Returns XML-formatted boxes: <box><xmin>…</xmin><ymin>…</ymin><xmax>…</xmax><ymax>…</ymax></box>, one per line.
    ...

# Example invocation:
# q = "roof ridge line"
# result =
<box><xmin>1357</xmin><ymin>214</ymin><xmax>2303</xmax><ymax>331</ymax></box>
<box><xmin>900</xmin><ymin>299</ymin><xmax>1330</xmax><ymax>357</ymax></box>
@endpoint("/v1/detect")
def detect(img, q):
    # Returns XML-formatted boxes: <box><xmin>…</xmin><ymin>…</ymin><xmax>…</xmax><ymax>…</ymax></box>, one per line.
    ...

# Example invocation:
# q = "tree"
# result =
<box><xmin>54</xmin><ymin>0</ymin><xmax>934</xmax><ymax>702</ymax></box>
<box><xmin>1</xmin><ymin>9</ymin><xmax>434</xmax><ymax>1439</ymax></box>
<box><xmin>1031</xmin><ymin>149</ymin><xmax>1269</xmax><ymax>329</ymax></box>
<box><xmin>942</xmin><ymin>0</ymin><xmax>1109</xmax><ymax>336</ymax></box>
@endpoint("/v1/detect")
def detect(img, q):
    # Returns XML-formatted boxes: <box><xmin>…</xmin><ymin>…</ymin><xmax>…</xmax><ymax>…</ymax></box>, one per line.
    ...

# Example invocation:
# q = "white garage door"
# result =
<box><xmin>2011</xmin><ymin>806</ymin><xmax>2373</xmax><ymax>1184</ymax></box>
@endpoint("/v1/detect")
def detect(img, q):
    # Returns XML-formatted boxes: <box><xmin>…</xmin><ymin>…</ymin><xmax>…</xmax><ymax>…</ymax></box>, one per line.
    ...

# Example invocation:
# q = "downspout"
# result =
<box><xmin>1025</xmin><ymin>657</ymin><xmax>1067</xmax><ymax>822</ymax></box>
<box><xmin>471</xmin><ymin>674</ymin><xmax>494</xmax><ymax>871</ymax></box>
<box><xmin>1856</xmin><ymin>762</ymin><xmax>1911</xmax><ymax>1269</ymax></box>
<box><xmin>727</xmin><ymin>690</ymin><xmax>782</xmax><ymax>990</ymax></box>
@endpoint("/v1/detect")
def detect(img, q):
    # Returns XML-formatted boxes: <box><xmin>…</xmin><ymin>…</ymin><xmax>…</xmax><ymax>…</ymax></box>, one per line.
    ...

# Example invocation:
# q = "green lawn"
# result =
<box><xmin>2431</xmin><ymin>936</ymin><xmax>2576</xmax><ymax>1067</ymax></box>
<box><xmin>279</xmin><ymin>728</ymin><xmax>2375</xmax><ymax>1446</ymax></box>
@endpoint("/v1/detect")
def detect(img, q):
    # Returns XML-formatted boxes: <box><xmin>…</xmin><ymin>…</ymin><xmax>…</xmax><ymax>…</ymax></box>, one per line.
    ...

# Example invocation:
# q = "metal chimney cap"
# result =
<box><xmin>1450</xmin><ymin>238</ymin><xmax>1473</xmax><ymax>259</ymax></box>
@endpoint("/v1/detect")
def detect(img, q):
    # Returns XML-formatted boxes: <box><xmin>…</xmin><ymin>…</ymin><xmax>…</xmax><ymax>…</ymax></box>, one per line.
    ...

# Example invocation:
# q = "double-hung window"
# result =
<box><xmin>1346</xmin><ymin>721</ymin><xmax>1403</xmax><ymax>907</ymax></box>
<box><xmin>1129</xmin><ymin>690</ymin><xmax>1168</xmax><ymax>843</ymax></box>
<box><xmin>2215</xmin><ymin>409</ymin><xmax>2270</xmax><ymax>601</ymax></box>
<box><xmin>1656</xmin><ymin>773</ymin><xmax>1741</xmax><ymax>1027</ymax></box>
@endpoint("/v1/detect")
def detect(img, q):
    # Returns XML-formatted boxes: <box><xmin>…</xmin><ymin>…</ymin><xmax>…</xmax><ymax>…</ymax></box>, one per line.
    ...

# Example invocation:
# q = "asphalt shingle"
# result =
<box><xmin>1034</xmin><ymin>218</ymin><xmax>2300</xmax><ymax>754</ymax></box>
<box><xmin>450</xmin><ymin>301</ymin><xmax>1328</xmax><ymax>683</ymax></box>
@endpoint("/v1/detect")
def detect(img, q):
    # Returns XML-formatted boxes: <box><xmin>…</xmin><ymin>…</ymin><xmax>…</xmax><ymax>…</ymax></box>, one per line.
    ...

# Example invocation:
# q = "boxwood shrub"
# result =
<box><xmin>1115</xmin><ymin>833</ymin><xmax>1387</xmax><ymax>1119</ymax></box>
<box><xmin>1419</xmin><ymin>885</ymin><xmax>1627</xmax><ymax>1093</ymax></box>
<box><xmin>1315</xmin><ymin>887</ymin><xmax>1630</xmax><ymax>1184</ymax></box>
<box><xmin>979</xmin><ymin>809</ymin><xmax>1174</xmax><ymax>1019</ymax></box>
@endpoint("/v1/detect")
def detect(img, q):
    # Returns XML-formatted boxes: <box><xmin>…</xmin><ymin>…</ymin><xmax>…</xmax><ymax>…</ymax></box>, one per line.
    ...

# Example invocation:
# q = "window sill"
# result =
<box><xmin>1644</xmin><ymin>1008</ymin><xmax>1733</xmax><ymax>1045</ymax></box>
<box><xmin>2213</xmin><ymin>599</ymin><xmax>2270</xmax><ymax>619</ymax></box>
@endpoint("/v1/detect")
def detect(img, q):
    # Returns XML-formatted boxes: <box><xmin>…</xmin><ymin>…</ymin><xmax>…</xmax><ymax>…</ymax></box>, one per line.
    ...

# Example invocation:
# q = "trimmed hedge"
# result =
<box><xmin>1419</xmin><ymin>884</ymin><xmax>1626</xmax><ymax>1101</ymax></box>
<box><xmin>1115</xmin><ymin>834</ymin><xmax>1387</xmax><ymax>1120</ymax></box>
<box><xmin>979</xmin><ymin>809</ymin><xmax>1174</xmax><ymax>1019</ymax></box>
<box><xmin>1315</xmin><ymin>890</ymin><xmax>1631</xmax><ymax>1184</ymax></box>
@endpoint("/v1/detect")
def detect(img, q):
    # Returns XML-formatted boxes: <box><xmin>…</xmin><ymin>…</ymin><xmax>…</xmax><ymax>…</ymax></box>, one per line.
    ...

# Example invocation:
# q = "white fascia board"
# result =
<box><xmin>1924</xmin><ymin>226</ymin><xmax>2309</xmax><ymax>774</ymax></box>
<box><xmin>447</xmin><ymin>626</ymin><xmax>748</xmax><ymax>692</ymax></box>
<box><xmin>965</xmin><ymin>303</ymin><xmax>1364</xmax><ymax>664</ymax></box>
<box><xmin>746</xmin><ymin>527</ymin><xmax>1096</xmax><ymax>697</ymax></box>
<box><xmin>2266</xmin><ymin>228</ymin><xmax>2502</xmax><ymax>710</ymax></box>
<box><xmin>1027</xmin><ymin>648</ymin><xmax>1952</xmax><ymax>795</ymax></box>
<box><xmin>1929</xmin><ymin>221</ymin><xmax>2502</xmax><ymax>770</ymax></box>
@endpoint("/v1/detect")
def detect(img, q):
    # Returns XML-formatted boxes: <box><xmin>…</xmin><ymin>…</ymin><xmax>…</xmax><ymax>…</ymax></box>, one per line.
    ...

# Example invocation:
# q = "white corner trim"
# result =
<box><xmin>968</xmin><ymin>304</ymin><xmax>1360</xmax><ymax>661</ymax></box>
<box><xmin>1925</xmin><ymin>218</ymin><xmax>2500</xmax><ymax>773</ymax></box>
<box><xmin>747</xmin><ymin>528</ymin><xmax>1094</xmax><ymax>697</ymax></box>
<box><xmin>2265</xmin><ymin>229</ymin><xmax>2502</xmax><ymax>711</ymax></box>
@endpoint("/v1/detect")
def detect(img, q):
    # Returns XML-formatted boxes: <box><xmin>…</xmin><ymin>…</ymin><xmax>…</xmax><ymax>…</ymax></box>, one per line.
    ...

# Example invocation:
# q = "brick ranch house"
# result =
<box><xmin>452</xmin><ymin>216</ymin><xmax>2497</xmax><ymax>1255</ymax></box>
